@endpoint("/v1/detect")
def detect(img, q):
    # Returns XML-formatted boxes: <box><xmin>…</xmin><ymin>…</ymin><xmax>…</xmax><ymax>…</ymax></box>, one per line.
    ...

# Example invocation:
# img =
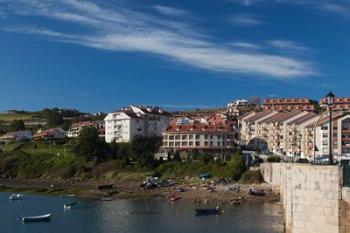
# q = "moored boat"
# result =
<box><xmin>60</xmin><ymin>194</ymin><xmax>75</xmax><ymax>198</ymax></box>
<box><xmin>101</xmin><ymin>197</ymin><xmax>112</xmax><ymax>201</ymax></box>
<box><xmin>21</xmin><ymin>213</ymin><xmax>51</xmax><ymax>223</ymax></box>
<box><xmin>9</xmin><ymin>193</ymin><xmax>23</xmax><ymax>200</ymax></box>
<box><xmin>64</xmin><ymin>201</ymin><xmax>79</xmax><ymax>209</ymax></box>
<box><xmin>195</xmin><ymin>207</ymin><xmax>221</xmax><ymax>216</ymax></box>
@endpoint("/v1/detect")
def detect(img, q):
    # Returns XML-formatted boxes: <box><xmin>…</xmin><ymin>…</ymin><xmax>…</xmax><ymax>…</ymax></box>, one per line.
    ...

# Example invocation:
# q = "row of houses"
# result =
<box><xmin>238</xmin><ymin>110</ymin><xmax>350</xmax><ymax>160</ymax></box>
<box><xmin>0</xmin><ymin>121</ymin><xmax>105</xmax><ymax>142</ymax></box>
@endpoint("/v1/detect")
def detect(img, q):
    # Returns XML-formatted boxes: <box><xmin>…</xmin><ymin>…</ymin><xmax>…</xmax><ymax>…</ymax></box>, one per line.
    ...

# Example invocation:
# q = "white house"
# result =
<box><xmin>104</xmin><ymin>105</ymin><xmax>171</xmax><ymax>143</ymax></box>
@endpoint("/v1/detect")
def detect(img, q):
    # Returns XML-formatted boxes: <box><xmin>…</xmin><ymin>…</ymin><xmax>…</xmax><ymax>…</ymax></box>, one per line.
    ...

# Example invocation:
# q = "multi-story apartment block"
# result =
<box><xmin>256</xmin><ymin>111</ymin><xmax>308</xmax><ymax>155</ymax></box>
<box><xmin>239</xmin><ymin>109</ymin><xmax>350</xmax><ymax>160</ymax></box>
<box><xmin>306</xmin><ymin>111</ymin><xmax>350</xmax><ymax>159</ymax></box>
<box><xmin>320</xmin><ymin>97</ymin><xmax>350</xmax><ymax>110</ymax></box>
<box><xmin>0</xmin><ymin>130</ymin><xmax>32</xmax><ymax>142</ymax></box>
<box><xmin>262</xmin><ymin>98</ymin><xmax>315</xmax><ymax>112</ymax></box>
<box><xmin>104</xmin><ymin>105</ymin><xmax>171</xmax><ymax>143</ymax></box>
<box><xmin>238</xmin><ymin>111</ymin><xmax>278</xmax><ymax>147</ymax></box>
<box><xmin>162</xmin><ymin>123</ymin><xmax>235</xmax><ymax>154</ymax></box>
<box><xmin>33</xmin><ymin>128</ymin><xmax>66</xmax><ymax>140</ymax></box>
<box><xmin>285</xmin><ymin>112</ymin><xmax>319</xmax><ymax>158</ymax></box>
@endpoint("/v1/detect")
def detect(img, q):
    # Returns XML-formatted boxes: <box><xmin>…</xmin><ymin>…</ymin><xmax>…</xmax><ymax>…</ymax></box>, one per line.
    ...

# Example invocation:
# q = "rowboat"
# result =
<box><xmin>9</xmin><ymin>193</ymin><xmax>23</xmax><ymax>200</ymax></box>
<box><xmin>195</xmin><ymin>207</ymin><xmax>221</xmax><ymax>216</ymax></box>
<box><xmin>21</xmin><ymin>213</ymin><xmax>51</xmax><ymax>223</ymax></box>
<box><xmin>64</xmin><ymin>201</ymin><xmax>79</xmax><ymax>209</ymax></box>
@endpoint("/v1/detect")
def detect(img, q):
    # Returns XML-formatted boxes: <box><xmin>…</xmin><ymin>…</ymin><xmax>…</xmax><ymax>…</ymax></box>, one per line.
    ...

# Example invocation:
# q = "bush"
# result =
<box><xmin>239</xmin><ymin>170</ymin><xmax>264</xmax><ymax>184</ymax></box>
<box><xmin>226</xmin><ymin>151</ymin><xmax>246</xmax><ymax>181</ymax></box>
<box><xmin>267</xmin><ymin>155</ymin><xmax>281</xmax><ymax>163</ymax></box>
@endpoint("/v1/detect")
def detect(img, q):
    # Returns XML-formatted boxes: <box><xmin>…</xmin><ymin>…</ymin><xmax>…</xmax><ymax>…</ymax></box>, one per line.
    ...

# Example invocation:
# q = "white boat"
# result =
<box><xmin>21</xmin><ymin>213</ymin><xmax>51</xmax><ymax>223</ymax></box>
<box><xmin>60</xmin><ymin>194</ymin><xmax>75</xmax><ymax>198</ymax></box>
<box><xmin>9</xmin><ymin>193</ymin><xmax>23</xmax><ymax>200</ymax></box>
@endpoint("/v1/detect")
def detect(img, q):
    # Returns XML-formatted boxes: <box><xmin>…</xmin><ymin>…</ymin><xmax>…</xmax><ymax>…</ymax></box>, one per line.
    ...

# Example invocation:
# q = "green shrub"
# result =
<box><xmin>267</xmin><ymin>155</ymin><xmax>281</xmax><ymax>163</ymax></box>
<box><xmin>239</xmin><ymin>170</ymin><xmax>264</xmax><ymax>184</ymax></box>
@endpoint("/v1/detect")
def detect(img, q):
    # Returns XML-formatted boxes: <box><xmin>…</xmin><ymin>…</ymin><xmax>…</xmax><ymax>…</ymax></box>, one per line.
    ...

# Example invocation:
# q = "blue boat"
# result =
<box><xmin>195</xmin><ymin>207</ymin><xmax>221</xmax><ymax>216</ymax></box>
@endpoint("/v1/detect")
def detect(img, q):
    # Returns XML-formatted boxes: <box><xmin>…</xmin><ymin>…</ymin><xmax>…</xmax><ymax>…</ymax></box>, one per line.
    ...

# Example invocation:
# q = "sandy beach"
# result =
<box><xmin>0</xmin><ymin>177</ymin><xmax>279</xmax><ymax>205</ymax></box>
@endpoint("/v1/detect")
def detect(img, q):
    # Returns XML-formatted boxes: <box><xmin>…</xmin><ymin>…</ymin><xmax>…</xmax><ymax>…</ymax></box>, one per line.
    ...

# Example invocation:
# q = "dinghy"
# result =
<box><xmin>195</xmin><ymin>207</ymin><xmax>221</xmax><ymax>216</ymax></box>
<box><xmin>21</xmin><ymin>213</ymin><xmax>51</xmax><ymax>223</ymax></box>
<box><xmin>9</xmin><ymin>193</ymin><xmax>23</xmax><ymax>200</ymax></box>
<box><xmin>64</xmin><ymin>201</ymin><xmax>79</xmax><ymax>209</ymax></box>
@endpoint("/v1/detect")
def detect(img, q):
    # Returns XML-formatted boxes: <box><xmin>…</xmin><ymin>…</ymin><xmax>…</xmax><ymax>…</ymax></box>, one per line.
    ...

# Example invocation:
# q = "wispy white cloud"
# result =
<box><xmin>228</xmin><ymin>42</ymin><xmax>261</xmax><ymax>49</ymax></box>
<box><xmin>2</xmin><ymin>0</ymin><xmax>317</xmax><ymax>79</ymax></box>
<box><xmin>230</xmin><ymin>15</ymin><xmax>263</xmax><ymax>27</ymax></box>
<box><xmin>269</xmin><ymin>40</ymin><xmax>309</xmax><ymax>51</ymax></box>
<box><xmin>153</xmin><ymin>5</ymin><xmax>187</xmax><ymax>16</ymax></box>
<box><xmin>322</xmin><ymin>3</ymin><xmax>350</xmax><ymax>16</ymax></box>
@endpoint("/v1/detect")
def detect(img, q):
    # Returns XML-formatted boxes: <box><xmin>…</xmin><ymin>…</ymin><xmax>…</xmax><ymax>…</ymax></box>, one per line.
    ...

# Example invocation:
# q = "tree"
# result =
<box><xmin>47</xmin><ymin>111</ymin><xmax>64</xmax><ymax>127</ymax></box>
<box><xmin>9</xmin><ymin>120</ymin><xmax>25</xmax><ymax>131</ymax></box>
<box><xmin>74</xmin><ymin>127</ymin><xmax>109</xmax><ymax>162</ymax></box>
<box><xmin>227</xmin><ymin>150</ymin><xmax>246</xmax><ymax>181</ymax></box>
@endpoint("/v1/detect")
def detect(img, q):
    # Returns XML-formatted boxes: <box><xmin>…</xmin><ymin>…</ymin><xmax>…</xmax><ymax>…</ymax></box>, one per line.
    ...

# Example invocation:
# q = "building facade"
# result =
<box><xmin>66</xmin><ymin>121</ymin><xmax>105</xmax><ymax>138</ymax></box>
<box><xmin>104</xmin><ymin>105</ymin><xmax>171</xmax><ymax>143</ymax></box>
<box><xmin>262</xmin><ymin>98</ymin><xmax>315</xmax><ymax>112</ymax></box>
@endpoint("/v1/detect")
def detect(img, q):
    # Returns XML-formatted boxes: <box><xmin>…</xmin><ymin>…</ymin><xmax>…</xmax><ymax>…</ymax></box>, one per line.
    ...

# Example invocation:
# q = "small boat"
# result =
<box><xmin>195</xmin><ymin>207</ymin><xmax>221</xmax><ymax>216</ymax></box>
<box><xmin>100</xmin><ymin>197</ymin><xmax>113</xmax><ymax>201</ymax></box>
<box><xmin>21</xmin><ymin>213</ymin><xmax>51</xmax><ymax>223</ymax></box>
<box><xmin>64</xmin><ymin>201</ymin><xmax>79</xmax><ymax>209</ymax></box>
<box><xmin>60</xmin><ymin>194</ymin><xmax>75</xmax><ymax>198</ymax></box>
<box><xmin>97</xmin><ymin>183</ymin><xmax>113</xmax><ymax>190</ymax></box>
<box><xmin>9</xmin><ymin>193</ymin><xmax>23</xmax><ymax>200</ymax></box>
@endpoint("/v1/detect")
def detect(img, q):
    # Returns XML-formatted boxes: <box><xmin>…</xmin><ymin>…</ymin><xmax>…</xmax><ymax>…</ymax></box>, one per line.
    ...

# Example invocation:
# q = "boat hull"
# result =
<box><xmin>195</xmin><ymin>208</ymin><xmax>220</xmax><ymax>216</ymax></box>
<box><xmin>21</xmin><ymin>214</ymin><xmax>52</xmax><ymax>223</ymax></box>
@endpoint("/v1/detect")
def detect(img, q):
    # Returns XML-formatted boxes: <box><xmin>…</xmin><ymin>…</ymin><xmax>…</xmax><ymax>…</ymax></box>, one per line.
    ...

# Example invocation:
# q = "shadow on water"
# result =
<box><xmin>0</xmin><ymin>192</ymin><xmax>284</xmax><ymax>233</ymax></box>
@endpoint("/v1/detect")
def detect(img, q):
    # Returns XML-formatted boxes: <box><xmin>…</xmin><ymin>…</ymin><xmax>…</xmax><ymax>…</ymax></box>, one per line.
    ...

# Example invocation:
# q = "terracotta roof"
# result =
<box><xmin>305</xmin><ymin>111</ymin><xmax>344</xmax><ymax>128</ymax></box>
<box><xmin>260</xmin><ymin>111</ymin><xmax>302</xmax><ymax>124</ymax></box>
<box><xmin>165</xmin><ymin>123</ymin><xmax>232</xmax><ymax>134</ymax></box>
<box><xmin>244</xmin><ymin>111</ymin><xmax>276</xmax><ymax>122</ymax></box>
<box><xmin>287</xmin><ymin>112</ymin><xmax>318</xmax><ymax>125</ymax></box>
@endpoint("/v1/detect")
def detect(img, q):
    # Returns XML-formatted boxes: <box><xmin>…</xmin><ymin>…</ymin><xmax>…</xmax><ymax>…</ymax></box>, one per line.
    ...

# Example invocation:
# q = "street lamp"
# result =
<box><xmin>326</xmin><ymin>91</ymin><xmax>335</xmax><ymax>165</ymax></box>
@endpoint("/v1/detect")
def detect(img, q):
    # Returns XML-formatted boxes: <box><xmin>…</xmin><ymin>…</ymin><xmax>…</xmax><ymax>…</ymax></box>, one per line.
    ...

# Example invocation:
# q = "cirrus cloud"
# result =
<box><xmin>1</xmin><ymin>0</ymin><xmax>317</xmax><ymax>79</ymax></box>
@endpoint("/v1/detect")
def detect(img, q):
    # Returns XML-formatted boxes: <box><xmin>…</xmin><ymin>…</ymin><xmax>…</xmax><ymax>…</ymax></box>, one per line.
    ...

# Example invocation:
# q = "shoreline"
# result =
<box><xmin>0</xmin><ymin>178</ymin><xmax>279</xmax><ymax>206</ymax></box>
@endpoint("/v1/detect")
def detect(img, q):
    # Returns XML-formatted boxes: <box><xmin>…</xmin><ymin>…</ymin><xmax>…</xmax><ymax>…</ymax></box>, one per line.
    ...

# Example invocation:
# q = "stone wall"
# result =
<box><xmin>260</xmin><ymin>163</ymin><xmax>350</xmax><ymax>233</ymax></box>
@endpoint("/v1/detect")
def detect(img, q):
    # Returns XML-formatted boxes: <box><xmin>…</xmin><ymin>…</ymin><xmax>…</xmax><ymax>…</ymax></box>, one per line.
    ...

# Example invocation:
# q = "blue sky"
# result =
<box><xmin>0</xmin><ymin>0</ymin><xmax>349</xmax><ymax>112</ymax></box>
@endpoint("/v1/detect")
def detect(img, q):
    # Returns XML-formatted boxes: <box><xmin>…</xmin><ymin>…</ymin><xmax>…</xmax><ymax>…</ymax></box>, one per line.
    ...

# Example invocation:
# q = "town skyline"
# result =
<box><xmin>1</xmin><ymin>0</ymin><xmax>350</xmax><ymax>112</ymax></box>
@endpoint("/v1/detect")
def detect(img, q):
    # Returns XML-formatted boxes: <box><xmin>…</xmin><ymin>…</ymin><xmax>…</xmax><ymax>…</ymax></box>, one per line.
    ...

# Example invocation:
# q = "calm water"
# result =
<box><xmin>1</xmin><ymin>192</ymin><xmax>284</xmax><ymax>233</ymax></box>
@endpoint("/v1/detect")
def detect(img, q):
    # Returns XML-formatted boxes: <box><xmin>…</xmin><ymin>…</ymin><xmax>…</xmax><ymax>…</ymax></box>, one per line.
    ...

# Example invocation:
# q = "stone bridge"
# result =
<box><xmin>260</xmin><ymin>163</ymin><xmax>350</xmax><ymax>233</ymax></box>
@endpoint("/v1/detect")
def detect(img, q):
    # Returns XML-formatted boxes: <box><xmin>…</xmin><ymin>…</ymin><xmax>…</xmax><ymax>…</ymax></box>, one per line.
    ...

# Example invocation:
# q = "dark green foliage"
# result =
<box><xmin>46</xmin><ymin>110</ymin><xmax>64</xmax><ymax>127</ymax></box>
<box><xmin>131</xmin><ymin>136</ymin><xmax>162</xmax><ymax>167</ymax></box>
<box><xmin>9</xmin><ymin>120</ymin><xmax>25</xmax><ymax>131</ymax></box>
<box><xmin>74</xmin><ymin>127</ymin><xmax>110</xmax><ymax>162</ymax></box>
<box><xmin>267</xmin><ymin>155</ymin><xmax>281</xmax><ymax>163</ymax></box>
<box><xmin>226</xmin><ymin>151</ymin><xmax>246</xmax><ymax>181</ymax></box>
<box><xmin>239</xmin><ymin>170</ymin><xmax>264</xmax><ymax>184</ymax></box>
<box><xmin>172</xmin><ymin>151</ymin><xmax>182</xmax><ymax>161</ymax></box>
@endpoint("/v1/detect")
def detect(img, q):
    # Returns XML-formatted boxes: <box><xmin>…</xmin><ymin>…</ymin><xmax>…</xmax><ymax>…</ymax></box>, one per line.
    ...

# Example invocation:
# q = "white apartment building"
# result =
<box><xmin>104</xmin><ymin>105</ymin><xmax>171</xmax><ymax>143</ymax></box>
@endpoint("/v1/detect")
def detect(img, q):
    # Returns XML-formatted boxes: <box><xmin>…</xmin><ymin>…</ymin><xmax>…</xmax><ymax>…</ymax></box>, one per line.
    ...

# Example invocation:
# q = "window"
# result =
<box><xmin>195</xmin><ymin>135</ymin><xmax>200</xmax><ymax>140</ymax></box>
<box><xmin>189</xmin><ymin>135</ymin><xmax>193</xmax><ymax>140</ymax></box>
<box><xmin>169</xmin><ymin>142</ymin><xmax>174</xmax><ymax>146</ymax></box>
<box><xmin>204</xmin><ymin>141</ymin><xmax>208</xmax><ymax>146</ymax></box>
<box><xmin>182</xmin><ymin>135</ymin><xmax>187</xmax><ymax>140</ymax></box>
<box><xmin>169</xmin><ymin>135</ymin><xmax>174</xmax><ymax>140</ymax></box>
<box><xmin>182</xmin><ymin>142</ymin><xmax>187</xmax><ymax>147</ymax></box>
<box><xmin>210</xmin><ymin>134</ymin><xmax>213</xmax><ymax>139</ymax></box>
<box><xmin>189</xmin><ymin>141</ymin><xmax>193</xmax><ymax>146</ymax></box>
<box><xmin>195</xmin><ymin>141</ymin><xmax>200</xmax><ymax>146</ymax></box>
<box><xmin>175</xmin><ymin>135</ymin><xmax>180</xmax><ymax>140</ymax></box>
<box><xmin>210</xmin><ymin>141</ymin><xmax>213</xmax><ymax>146</ymax></box>
<box><xmin>204</xmin><ymin>135</ymin><xmax>208</xmax><ymax>139</ymax></box>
